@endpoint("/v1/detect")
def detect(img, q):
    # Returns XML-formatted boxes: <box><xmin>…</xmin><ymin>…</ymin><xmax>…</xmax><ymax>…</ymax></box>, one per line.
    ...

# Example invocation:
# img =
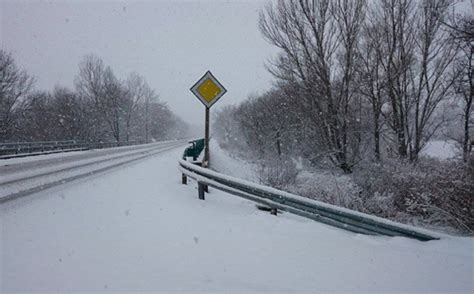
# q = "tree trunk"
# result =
<box><xmin>126</xmin><ymin>119</ymin><xmax>130</xmax><ymax>142</ymax></box>
<box><xmin>464</xmin><ymin>99</ymin><xmax>472</xmax><ymax>162</ymax></box>
<box><xmin>374</xmin><ymin>115</ymin><xmax>381</xmax><ymax>161</ymax></box>
<box><xmin>275</xmin><ymin>130</ymin><xmax>282</xmax><ymax>157</ymax></box>
<box><xmin>463</xmin><ymin>45</ymin><xmax>473</xmax><ymax>162</ymax></box>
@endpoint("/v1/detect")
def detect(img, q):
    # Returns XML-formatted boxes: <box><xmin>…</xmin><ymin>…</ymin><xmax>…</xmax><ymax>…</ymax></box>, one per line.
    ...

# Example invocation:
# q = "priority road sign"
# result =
<box><xmin>189</xmin><ymin>70</ymin><xmax>227</xmax><ymax>171</ymax></box>
<box><xmin>190</xmin><ymin>71</ymin><xmax>227</xmax><ymax>108</ymax></box>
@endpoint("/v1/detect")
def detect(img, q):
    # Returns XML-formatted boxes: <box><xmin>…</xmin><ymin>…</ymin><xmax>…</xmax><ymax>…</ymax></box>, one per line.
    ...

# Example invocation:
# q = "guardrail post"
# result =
<box><xmin>198</xmin><ymin>182</ymin><xmax>205</xmax><ymax>200</ymax></box>
<box><xmin>182</xmin><ymin>173</ymin><xmax>187</xmax><ymax>185</ymax></box>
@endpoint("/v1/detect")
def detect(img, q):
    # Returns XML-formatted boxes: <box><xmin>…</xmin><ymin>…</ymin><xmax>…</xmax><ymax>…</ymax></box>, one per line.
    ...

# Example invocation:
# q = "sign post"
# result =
<box><xmin>190</xmin><ymin>71</ymin><xmax>227</xmax><ymax>168</ymax></box>
<box><xmin>204</xmin><ymin>107</ymin><xmax>210</xmax><ymax>165</ymax></box>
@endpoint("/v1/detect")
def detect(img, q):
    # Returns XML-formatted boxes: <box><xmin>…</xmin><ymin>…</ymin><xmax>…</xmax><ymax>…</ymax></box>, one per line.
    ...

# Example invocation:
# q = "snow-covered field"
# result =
<box><xmin>421</xmin><ymin>140</ymin><xmax>458</xmax><ymax>160</ymax></box>
<box><xmin>1</xmin><ymin>147</ymin><xmax>473</xmax><ymax>293</ymax></box>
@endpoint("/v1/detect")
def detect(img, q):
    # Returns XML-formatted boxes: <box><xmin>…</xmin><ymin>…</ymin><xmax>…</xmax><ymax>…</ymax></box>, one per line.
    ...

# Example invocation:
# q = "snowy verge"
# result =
<box><xmin>209</xmin><ymin>138</ymin><xmax>257</xmax><ymax>181</ymax></box>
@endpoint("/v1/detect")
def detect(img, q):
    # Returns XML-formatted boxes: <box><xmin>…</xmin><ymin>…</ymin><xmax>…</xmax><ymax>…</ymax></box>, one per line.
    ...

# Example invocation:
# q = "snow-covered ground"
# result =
<box><xmin>421</xmin><ymin>140</ymin><xmax>458</xmax><ymax>160</ymax></box>
<box><xmin>209</xmin><ymin>139</ymin><xmax>257</xmax><ymax>181</ymax></box>
<box><xmin>1</xmin><ymin>147</ymin><xmax>473</xmax><ymax>292</ymax></box>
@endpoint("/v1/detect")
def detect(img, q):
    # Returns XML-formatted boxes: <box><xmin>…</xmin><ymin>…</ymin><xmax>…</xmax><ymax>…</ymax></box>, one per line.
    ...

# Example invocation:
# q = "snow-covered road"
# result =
<box><xmin>0</xmin><ymin>140</ymin><xmax>184</xmax><ymax>202</ymax></box>
<box><xmin>1</xmin><ymin>147</ymin><xmax>472</xmax><ymax>293</ymax></box>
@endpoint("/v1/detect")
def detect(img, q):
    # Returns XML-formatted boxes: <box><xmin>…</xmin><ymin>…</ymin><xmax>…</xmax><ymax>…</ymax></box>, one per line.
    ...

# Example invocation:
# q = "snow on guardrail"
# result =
<box><xmin>179</xmin><ymin>158</ymin><xmax>442</xmax><ymax>241</ymax></box>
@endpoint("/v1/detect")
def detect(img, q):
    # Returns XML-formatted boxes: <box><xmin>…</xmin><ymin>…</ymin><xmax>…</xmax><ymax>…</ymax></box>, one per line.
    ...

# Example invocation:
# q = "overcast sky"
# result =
<box><xmin>1</xmin><ymin>0</ymin><xmax>277</xmax><ymax>127</ymax></box>
<box><xmin>1</xmin><ymin>0</ymin><xmax>471</xmax><ymax>128</ymax></box>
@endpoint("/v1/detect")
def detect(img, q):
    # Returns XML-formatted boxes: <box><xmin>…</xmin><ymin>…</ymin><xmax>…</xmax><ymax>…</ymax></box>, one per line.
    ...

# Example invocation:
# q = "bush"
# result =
<box><xmin>292</xmin><ymin>170</ymin><xmax>364</xmax><ymax>211</ymax></box>
<box><xmin>257</xmin><ymin>157</ymin><xmax>298</xmax><ymax>190</ymax></box>
<box><xmin>353</xmin><ymin>158</ymin><xmax>474</xmax><ymax>234</ymax></box>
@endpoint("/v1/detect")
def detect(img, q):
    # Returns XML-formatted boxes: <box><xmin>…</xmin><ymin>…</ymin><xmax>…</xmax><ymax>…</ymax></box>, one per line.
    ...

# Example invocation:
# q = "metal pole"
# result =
<box><xmin>203</xmin><ymin>107</ymin><xmax>210</xmax><ymax>193</ymax></box>
<box><xmin>204</xmin><ymin>107</ymin><xmax>210</xmax><ymax>167</ymax></box>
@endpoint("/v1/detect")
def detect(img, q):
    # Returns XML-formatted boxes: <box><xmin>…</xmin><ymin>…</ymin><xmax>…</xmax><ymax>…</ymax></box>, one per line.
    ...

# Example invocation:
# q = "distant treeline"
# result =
<box><xmin>0</xmin><ymin>52</ymin><xmax>190</xmax><ymax>143</ymax></box>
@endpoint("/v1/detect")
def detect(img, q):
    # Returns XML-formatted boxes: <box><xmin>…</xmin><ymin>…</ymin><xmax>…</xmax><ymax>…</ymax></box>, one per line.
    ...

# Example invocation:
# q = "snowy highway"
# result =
<box><xmin>1</xmin><ymin>146</ymin><xmax>472</xmax><ymax>292</ymax></box>
<box><xmin>0</xmin><ymin>140</ymin><xmax>185</xmax><ymax>203</ymax></box>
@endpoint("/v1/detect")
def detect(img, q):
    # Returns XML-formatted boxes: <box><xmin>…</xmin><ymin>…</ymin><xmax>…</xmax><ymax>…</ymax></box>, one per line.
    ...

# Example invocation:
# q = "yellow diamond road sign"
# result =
<box><xmin>190</xmin><ymin>71</ymin><xmax>227</xmax><ymax>108</ymax></box>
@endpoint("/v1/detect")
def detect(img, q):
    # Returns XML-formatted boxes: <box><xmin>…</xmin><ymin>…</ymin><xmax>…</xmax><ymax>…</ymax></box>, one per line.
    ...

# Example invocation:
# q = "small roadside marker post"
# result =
<box><xmin>182</xmin><ymin>173</ymin><xmax>187</xmax><ymax>185</ymax></box>
<box><xmin>198</xmin><ymin>182</ymin><xmax>205</xmax><ymax>200</ymax></box>
<box><xmin>190</xmin><ymin>71</ymin><xmax>227</xmax><ymax>199</ymax></box>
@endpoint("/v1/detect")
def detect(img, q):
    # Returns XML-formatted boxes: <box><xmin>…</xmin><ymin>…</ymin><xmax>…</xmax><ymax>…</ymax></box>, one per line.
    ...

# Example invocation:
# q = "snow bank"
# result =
<box><xmin>421</xmin><ymin>140</ymin><xmax>458</xmax><ymax>160</ymax></box>
<box><xmin>209</xmin><ymin>138</ymin><xmax>257</xmax><ymax>181</ymax></box>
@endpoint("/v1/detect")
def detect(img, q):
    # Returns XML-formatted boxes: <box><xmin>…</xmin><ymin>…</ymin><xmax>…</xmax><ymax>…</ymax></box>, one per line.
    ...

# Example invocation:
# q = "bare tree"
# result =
<box><xmin>75</xmin><ymin>55</ymin><xmax>125</xmax><ymax>142</ymax></box>
<box><xmin>368</xmin><ymin>0</ymin><xmax>418</xmax><ymax>159</ymax></box>
<box><xmin>358</xmin><ymin>16</ymin><xmax>388</xmax><ymax>161</ymax></box>
<box><xmin>259</xmin><ymin>0</ymin><xmax>366</xmax><ymax>172</ymax></box>
<box><xmin>124</xmin><ymin>72</ymin><xmax>156</xmax><ymax>142</ymax></box>
<box><xmin>51</xmin><ymin>86</ymin><xmax>91</xmax><ymax>140</ymax></box>
<box><xmin>409</xmin><ymin>0</ymin><xmax>458</xmax><ymax>161</ymax></box>
<box><xmin>75</xmin><ymin>55</ymin><xmax>106</xmax><ymax>105</ymax></box>
<box><xmin>143</xmin><ymin>87</ymin><xmax>157</xmax><ymax>143</ymax></box>
<box><xmin>0</xmin><ymin>50</ymin><xmax>34</xmax><ymax>140</ymax></box>
<box><xmin>332</xmin><ymin>0</ymin><xmax>367</xmax><ymax>167</ymax></box>
<box><xmin>449</xmin><ymin>15</ymin><xmax>473</xmax><ymax>162</ymax></box>
<box><xmin>366</xmin><ymin>0</ymin><xmax>458</xmax><ymax>161</ymax></box>
<box><xmin>102</xmin><ymin>68</ymin><xmax>125</xmax><ymax>142</ymax></box>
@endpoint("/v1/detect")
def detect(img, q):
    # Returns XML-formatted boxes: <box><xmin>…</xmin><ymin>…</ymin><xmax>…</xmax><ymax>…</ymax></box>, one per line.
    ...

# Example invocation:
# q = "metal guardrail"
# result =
<box><xmin>179</xmin><ymin>153</ymin><xmax>440</xmax><ymax>241</ymax></box>
<box><xmin>0</xmin><ymin>140</ymin><xmax>147</xmax><ymax>158</ymax></box>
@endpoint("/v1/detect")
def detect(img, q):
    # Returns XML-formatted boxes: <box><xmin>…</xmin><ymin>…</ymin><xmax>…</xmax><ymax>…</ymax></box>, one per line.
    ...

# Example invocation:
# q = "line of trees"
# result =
<box><xmin>213</xmin><ymin>0</ymin><xmax>473</xmax><ymax>233</ymax></box>
<box><xmin>0</xmin><ymin>51</ymin><xmax>190</xmax><ymax>143</ymax></box>
<box><xmin>215</xmin><ymin>0</ymin><xmax>472</xmax><ymax>173</ymax></box>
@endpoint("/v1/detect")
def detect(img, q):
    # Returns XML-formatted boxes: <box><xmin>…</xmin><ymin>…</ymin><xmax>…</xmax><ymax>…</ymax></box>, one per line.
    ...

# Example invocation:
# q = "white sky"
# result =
<box><xmin>0</xmin><ymin>0</ymin><xmax>277</xmax><ymax>127</ymax></box>
<box><xmin>1</xmin><ymin>0</ymin><xmax>471</xmax><ymax>127</ymax></box>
